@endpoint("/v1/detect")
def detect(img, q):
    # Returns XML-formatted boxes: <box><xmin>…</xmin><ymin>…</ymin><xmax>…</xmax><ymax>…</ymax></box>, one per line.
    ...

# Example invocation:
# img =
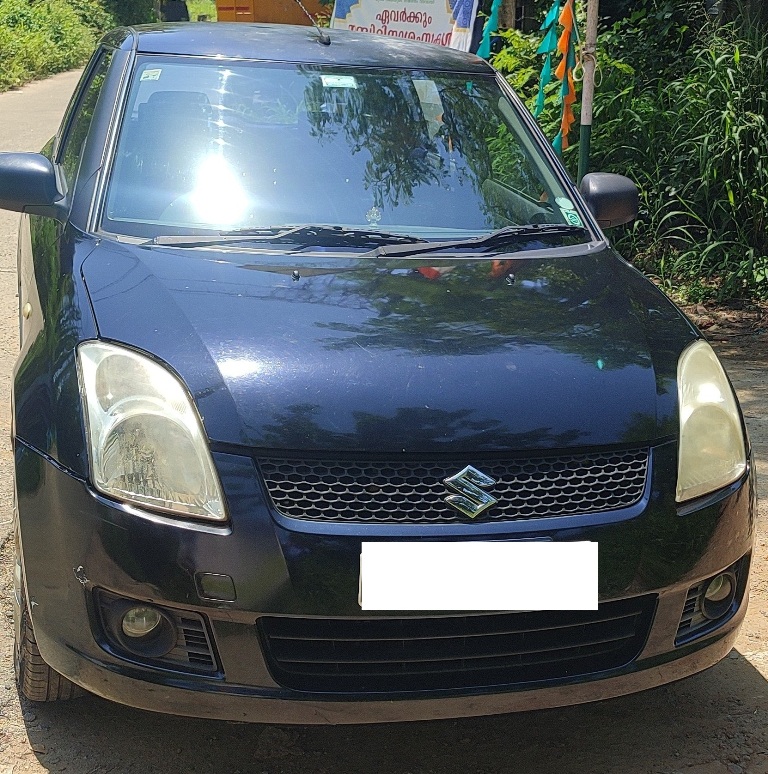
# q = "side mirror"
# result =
<box><xmin>0</xmin><ymin>152</ymin><xmax>63</xmax><ymax>214</ymax></box>
<box><xmin>579</xmin><ymin>172</ymin><xmax>639</xmax><ymax>229</ymax></box>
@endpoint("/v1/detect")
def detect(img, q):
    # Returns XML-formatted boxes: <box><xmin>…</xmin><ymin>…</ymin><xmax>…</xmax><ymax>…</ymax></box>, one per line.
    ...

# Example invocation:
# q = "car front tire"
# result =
<box><xmin>13</xmin><ymin>524</ymin><xmax>84</xmax><ymax>702</ymax></box>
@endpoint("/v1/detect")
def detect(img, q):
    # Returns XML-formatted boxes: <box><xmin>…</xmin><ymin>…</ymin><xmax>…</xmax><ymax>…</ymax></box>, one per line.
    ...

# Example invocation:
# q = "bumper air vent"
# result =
<box><xmin>259</xmin><ymin>596</ymin><xmax>657</xmax><ymax>693</ymax></box>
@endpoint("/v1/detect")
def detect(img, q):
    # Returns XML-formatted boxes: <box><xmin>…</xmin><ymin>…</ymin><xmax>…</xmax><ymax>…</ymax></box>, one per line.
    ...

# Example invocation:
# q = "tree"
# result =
<box><xmin>104</xmin><ymin>0</ymin><xmax>156</xmax><ymax>25</ymax></box>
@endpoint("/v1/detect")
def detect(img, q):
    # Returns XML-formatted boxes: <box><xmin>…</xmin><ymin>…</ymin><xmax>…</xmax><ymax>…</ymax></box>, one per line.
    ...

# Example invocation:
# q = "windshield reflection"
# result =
<box><xmin>104</xmin><ymin>58</ymin><xmax>578</xmax><ymax>240</ymax></box>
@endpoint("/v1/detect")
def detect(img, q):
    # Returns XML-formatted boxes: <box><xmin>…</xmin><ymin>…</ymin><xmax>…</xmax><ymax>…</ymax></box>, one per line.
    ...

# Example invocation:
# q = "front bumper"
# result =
<box><xmin>15</xmin><ymin>440</ymin><xmax>756</xmax><ymax>724</ymax></box>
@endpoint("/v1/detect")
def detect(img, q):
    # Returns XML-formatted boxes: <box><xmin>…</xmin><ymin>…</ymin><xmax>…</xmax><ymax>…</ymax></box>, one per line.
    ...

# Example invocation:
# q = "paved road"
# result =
<box><xmin>0</xmin><ymin>71</ymin><xmax>767</xmax><ymax>774</ymax></box>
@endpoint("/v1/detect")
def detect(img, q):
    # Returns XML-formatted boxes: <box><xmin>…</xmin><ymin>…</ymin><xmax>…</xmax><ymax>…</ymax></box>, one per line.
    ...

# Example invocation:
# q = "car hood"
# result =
<box><xmin>82</xmin><ymin>242</ymin><xmax>696</xmax><ymax>453</ymax></box>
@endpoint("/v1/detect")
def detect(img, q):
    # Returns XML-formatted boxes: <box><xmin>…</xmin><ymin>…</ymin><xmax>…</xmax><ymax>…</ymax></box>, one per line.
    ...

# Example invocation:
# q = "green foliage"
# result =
<box><xmin>669</xmin><ymin>28</ymin><xmax>768</xmax><ymax>295</ymax></box>
<box><xmin>0</xmin><ymin>0</ymin><xmax>105</xmax><ymax>91</ymax></box>
<box><xmin>493</xmin><ymin>0</ymin><xmax>768</xmax><ymax>301</ymax></box>
<box><xmin>187</xmin><ymin>0</ymin><xmax>217</xmax><ymax>21</ymax></box>
<box><xmin>491</xmin><ymin>29</ymin><xmax>541</xmax><ymax>100</ymax></box>
<box><xmin>491</xmin><ymin>28</ymin><xmax>579</xmax><ymax>172</ymax></box>
<box><xmin>597</xmin><ymin>0</ymin><xmax>705</xmax><ymax>82</ymax></box>
<box><xmin>591</xmin><ymin>2</ymin><xmax>768</xmax><ymax>300</ymax></box>
<box><xmin>104</xmin><ymin>0</ymin><xmax>156</xmax><ymax>25</ymax></box>
<box><xmin>491</xmin><ymin>31</ymin><xmax>562</xmax><ymax>140</ymax></box>
<box><xmin>67</xmin><ymin>0</ymin><xmax>116</xmax><ymax>32</ymax></box>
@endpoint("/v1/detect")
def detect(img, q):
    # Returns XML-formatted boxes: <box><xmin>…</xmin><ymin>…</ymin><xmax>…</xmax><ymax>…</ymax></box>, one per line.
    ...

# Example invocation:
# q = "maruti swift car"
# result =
<box><xmin>0</xmin><ymin>23</ymin><xmax>755</xmax><ymax>723</ymax></box>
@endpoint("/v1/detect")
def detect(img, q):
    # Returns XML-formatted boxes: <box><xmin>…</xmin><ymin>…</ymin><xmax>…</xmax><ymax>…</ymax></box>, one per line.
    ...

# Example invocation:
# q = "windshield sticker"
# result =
<box><xmin>321</xmin><ymin>75</ymin><xmax>358</xmax><ymax>89</ymax></box>
<box><xmin>555</xmin><ymin>197</ymin><xmax>574</xmax><ymax>210</ymax></box>
<box><xmin>140</xmin><ymin>68</ymin><xmax>162</xmax><ymax>82</ymax></box>
<box><xmin>561</xmin><ymin>209</ymin><xmax>583</xmax><ymax>227</ymax></box>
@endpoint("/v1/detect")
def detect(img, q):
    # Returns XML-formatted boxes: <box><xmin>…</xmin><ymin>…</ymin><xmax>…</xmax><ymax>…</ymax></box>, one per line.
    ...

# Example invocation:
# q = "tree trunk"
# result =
<box><xmin>499</xmin><ymin>0</ymin><xmax>517</xmax><ymax>29</ymax></box>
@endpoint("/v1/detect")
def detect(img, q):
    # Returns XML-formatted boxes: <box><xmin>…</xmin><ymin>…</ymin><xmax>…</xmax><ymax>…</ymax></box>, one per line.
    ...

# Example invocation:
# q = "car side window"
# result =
<box><xmin>58</xmin><ymin>49</ymin><xmax>114</xmax><ymax>190</ymax></box>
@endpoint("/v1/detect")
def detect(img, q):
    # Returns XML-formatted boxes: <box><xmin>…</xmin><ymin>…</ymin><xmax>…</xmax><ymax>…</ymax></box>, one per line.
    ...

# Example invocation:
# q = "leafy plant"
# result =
<box><xmin>66</xmin><ymin>0</ymin><xmax>115</xmax><ymax>32</ymax></box>
<box><xmin>491</xmin><ymin>28</ymin><xmax>572</xmax><ymax>165</ymax></box>
<box><xmin>491</xmin><ymin>29</ymin><xmax>541</xmax><ymax>100</ymax></box>
<box><xmin>593</xmin><ymin>3</ymin><xmax>768</xmax><ymax>299</ymax></box>
<box><xmin>104</xmin><ymin>0</ymin><xmax>156</xmax><ymax>25</ymax></box>
<box><xmin>0</xmin><ymin>0</ymin><xmax>100</xmax><ymax>91</ymax></box>
<box><xmin>187</xmin><ymin>0</ymin><xmax>217</xmax><ymax>21</ymax></box>
<box><xmin>492</xmin><ymin>0</ymin><xmax>768</xmax><ymax>300</ymax></box>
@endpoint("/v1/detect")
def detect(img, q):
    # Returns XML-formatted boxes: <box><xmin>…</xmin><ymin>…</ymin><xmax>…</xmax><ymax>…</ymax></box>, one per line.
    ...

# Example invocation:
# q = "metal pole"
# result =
<box><xmin>577</xmin><ymin>0</ymin><xmax>599</xmax><ymax>182</ymax></box>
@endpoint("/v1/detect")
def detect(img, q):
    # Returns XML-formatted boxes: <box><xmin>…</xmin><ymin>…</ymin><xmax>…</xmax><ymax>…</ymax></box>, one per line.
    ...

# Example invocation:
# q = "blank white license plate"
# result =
<box><xmin>359</xmin><ymin>541</ymin><xmax>598</xmax><ymax>611</ymax></box>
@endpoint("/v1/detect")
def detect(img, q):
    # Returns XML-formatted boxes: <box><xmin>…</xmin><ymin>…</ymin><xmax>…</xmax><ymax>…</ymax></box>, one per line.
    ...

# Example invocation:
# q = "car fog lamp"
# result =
<box><xmin>702</xmin><ymin>572</ymin><xmax>736</xmax><ymax>620</ymax></box>
<box><xmin>122</xmin><ymin>606</ymin><xmax>162</xmax><ymax>638</ymax></box>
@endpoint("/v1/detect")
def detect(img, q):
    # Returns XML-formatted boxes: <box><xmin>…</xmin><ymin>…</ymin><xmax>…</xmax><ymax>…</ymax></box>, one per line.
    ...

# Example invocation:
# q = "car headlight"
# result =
<box><xmin>77</xmin><ymin>341</ymin><xmax>226</xmax><ymax>521</ymax></box>
<box><xmin>676</xmin><ymin>339</ymin><xmax>746</xmax><ymax>502</ymax></box>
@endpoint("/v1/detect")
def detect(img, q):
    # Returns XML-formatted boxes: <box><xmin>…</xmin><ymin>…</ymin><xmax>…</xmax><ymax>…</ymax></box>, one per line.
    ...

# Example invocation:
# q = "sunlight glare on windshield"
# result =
<box><xmin>189</xmin><ymin>154</ymin><xmax>249</xmax><ymax>226</ymax></box>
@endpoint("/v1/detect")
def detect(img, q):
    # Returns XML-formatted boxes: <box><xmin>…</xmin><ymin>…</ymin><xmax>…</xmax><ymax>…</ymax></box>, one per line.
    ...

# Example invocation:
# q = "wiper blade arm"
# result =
<box><xmin>146</xmin><ymin>225</ymin><xmax>428</xmax><ymax>248</ymax></box>
<box><xmin>148</xmin><ymin>228</ymin><xmax>288</xmax><ymax>247</ymax></box>
<box><xmin>367</xmin><ymin>224</ymin><xmax>591</xmax><ymax>258</ymax></box>
<box><xmin>220</xmin><ymin>225</ymin><xmax>427</xmax><ymax>247</ymax></box>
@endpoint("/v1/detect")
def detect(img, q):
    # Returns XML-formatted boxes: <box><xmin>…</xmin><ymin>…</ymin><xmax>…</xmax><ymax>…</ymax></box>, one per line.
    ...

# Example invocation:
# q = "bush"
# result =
<box><xmin>0</xmin><ymin>0</ymin><xmax>158</xmax><ymax>92</ymax></box>
<box><xmin>105</xmin><ymin>0</ymin><xmax>156</xmax><ymax>25</ymax></box>
<box><xmin>0</xmin><ymin>0</ymin><xmax>100</xmax><ymax>91</ymax></box>
<box><xmin>67</xmin><ymin>0</ymin><xmax>116</xmax><ymax>32</ymax></box>
<box><xmin>493</xmin><ymin>0</ymin><xmax>768</xmax><ymax>301</ymax></box>
<box><xmin>590</xmin><ymin>3</ymin><xmax>768</xmax><ymax>299</ymax></box>
<box><xmin>492</xmin><ymin>28</ymin><xmax>576</xmax><ymax>166</ymax></box>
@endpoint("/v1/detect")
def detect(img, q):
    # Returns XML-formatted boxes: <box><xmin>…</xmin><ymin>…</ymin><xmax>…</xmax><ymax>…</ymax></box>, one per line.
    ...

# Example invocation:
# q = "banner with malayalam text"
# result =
<box><xmin>331</xmin><ymin>0</ymin><xmax>480</xmax><ymax>52</ymax></box>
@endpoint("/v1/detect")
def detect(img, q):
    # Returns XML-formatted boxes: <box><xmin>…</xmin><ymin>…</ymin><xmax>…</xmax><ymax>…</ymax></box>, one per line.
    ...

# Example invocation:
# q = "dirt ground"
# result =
<box><xmin>1</xmin><ymin>74</ymin><xmax>768</xmax><ymax>774</ymax></box>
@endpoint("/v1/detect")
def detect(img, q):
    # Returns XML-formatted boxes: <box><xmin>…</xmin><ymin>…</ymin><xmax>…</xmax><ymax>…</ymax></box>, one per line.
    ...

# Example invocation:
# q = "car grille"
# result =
<box><xmin>258</xmin><ymin>596</ymin><xmax>656</xmax><ymax>693</ymax></box>
<box><xmin>257</xmin><ymin>449</ymin><xmax>649</xmax><ymax>523</ymax></box>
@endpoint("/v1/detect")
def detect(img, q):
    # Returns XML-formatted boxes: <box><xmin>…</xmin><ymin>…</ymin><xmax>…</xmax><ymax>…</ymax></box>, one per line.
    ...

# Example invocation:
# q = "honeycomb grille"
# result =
<box><xmin>257</xmin><ymin>449</ymin><xmax>649</xmax><ymax>523</ymax></box>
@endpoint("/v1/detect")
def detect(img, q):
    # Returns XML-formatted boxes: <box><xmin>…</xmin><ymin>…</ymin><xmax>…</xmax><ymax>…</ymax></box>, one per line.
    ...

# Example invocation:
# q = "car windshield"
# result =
<box><xmin>103</xmin><ymin>56</ymin><xmax>588</xmax><ymax>245</ymax></box>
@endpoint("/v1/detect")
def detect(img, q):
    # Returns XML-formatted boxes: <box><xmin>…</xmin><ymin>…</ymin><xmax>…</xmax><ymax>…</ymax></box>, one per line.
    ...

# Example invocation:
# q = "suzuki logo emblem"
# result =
<box><xmin>443</xmin><ymin>466</ymin><xmax>498</xmax><ymax>518</ymax></box>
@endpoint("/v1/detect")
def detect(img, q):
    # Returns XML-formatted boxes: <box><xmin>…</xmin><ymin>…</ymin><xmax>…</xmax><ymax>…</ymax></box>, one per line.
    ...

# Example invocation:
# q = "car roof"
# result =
<box><xmin>113</xmin><ymin>22</ymin><xmax>493</xmax><ymax>74</ymax></box>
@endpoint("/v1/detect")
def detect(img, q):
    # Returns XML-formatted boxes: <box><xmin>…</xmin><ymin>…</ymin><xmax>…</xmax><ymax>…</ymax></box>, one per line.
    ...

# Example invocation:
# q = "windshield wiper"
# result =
<box><xmin>366</xmin><ymin>224</ymin><xmax>591</xmax><ymax>258</ymax></box>
<box><xmin>146</xmin><ymin>225</ymin><xmax>428</xmax><ymax>249</ymax></box>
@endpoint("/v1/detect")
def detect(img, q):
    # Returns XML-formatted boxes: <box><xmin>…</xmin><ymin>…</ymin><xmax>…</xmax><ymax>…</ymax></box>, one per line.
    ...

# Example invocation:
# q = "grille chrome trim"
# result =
<box><xmin>259</xmin><ymin>596</ymin><xmax>657</xmax><ymax>693</ymax></box>
<box><xmin>257</xmin><ymin>449</ymin><xmax>649</xmax><ymax>523</ymax></box>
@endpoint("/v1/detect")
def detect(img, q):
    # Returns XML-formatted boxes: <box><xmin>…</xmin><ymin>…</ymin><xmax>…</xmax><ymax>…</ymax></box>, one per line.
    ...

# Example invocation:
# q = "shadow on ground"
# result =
<box><xmin>16</xmin><ymin>651</ymin><xmax>768</xmax><ymax>774</ymax></box>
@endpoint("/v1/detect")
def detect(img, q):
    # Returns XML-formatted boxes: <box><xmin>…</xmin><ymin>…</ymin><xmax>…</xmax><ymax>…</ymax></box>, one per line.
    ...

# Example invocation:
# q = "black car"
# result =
<box><xmin>1</xmin><ymin>23</ymin><xmax>754</xmax><ymax>723</ymax></box>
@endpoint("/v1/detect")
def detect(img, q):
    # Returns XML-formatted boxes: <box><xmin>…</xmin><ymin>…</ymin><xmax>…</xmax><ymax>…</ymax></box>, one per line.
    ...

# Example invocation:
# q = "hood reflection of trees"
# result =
<box><xmin>261</xmin><ymin>402</ymin><xmax>585</xmax><ymax>453</ymax></box>
<box><xmin>243</xmin><ymin>252</ymin><xmax>683</xmax><ymax>369</ymax></box>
